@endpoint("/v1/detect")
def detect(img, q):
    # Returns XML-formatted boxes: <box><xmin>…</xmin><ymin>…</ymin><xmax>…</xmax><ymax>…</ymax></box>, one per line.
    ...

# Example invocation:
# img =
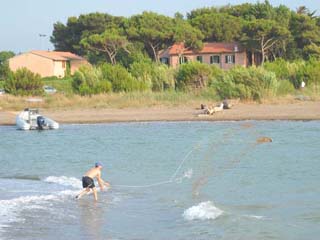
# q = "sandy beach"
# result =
<box><xmin>1</xmin><ymin>101</ymin><xmax>319</xmax><ymax>125</ymax></box>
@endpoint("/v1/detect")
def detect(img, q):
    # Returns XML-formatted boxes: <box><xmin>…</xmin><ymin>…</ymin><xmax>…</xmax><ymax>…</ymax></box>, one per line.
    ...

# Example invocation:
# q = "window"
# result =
<box><xmin>160</xmin><ymin>57</ymin><xmax>169</xmax><ymax>65</ymax></box>
<box><xmin>196</xmin><ymin>56</ymin><xmax>203</xmax><ymax>63</ymax></box>
<box><xmin>225</xmin><ymin>55</ymin><xmax>235</xmax><ymax>64</ymax></box>
<box><xmin>210</xmin><ymin>55</ymin><xmax>220</xmax><ymax>64</ymax></box>
<box><xmin>62</xmin><ymin>61</ymin><xmax>66</xmax><ymax>68</ymax></box>
<box><xmin>179</xmin><ymin>56</ymin><xmax>188</xmax><ymax>64</ymax></box>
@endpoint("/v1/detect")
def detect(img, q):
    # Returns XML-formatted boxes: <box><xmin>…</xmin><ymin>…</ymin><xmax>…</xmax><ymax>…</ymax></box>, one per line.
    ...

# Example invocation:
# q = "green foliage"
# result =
<box><xmin>51</xmin><ymin>13</ymin><xmax>124</xmax><ymax>55</ymax></box>
<box><xmin>100</xmin><ymin>64</ymin><xmax>146</xmax><ymax>92</ymax></box>
<box><xmin>124</xmin><ymin>11</ymin><xmax>176</xmax><ymax>61</ymax></box>
<box><xmin>175</xmin><ymin>62</ymin><xmax>213</xmax><ymax>91</ymax></box>
<box><xmin>4</xmin><ymin>68</ymin><xmax>43</xmax><ymax>96</ymax></box>
<box><xmin>275</xmin><ymin>79</ymin><xmax>295</xmax><ymax>95</ymax></box>
<box><xmin>72</xmin><ymin>65</ymin><xmax>112</xmax><ymax>95</ymax></box>
<box><xmin>130</xmin><ymin>60</ymin><xmax>176</xmax><ymax>91</ymax></box>
<box><xmin>81</xmin><ymin>28</ymin><xmax>129</xmax><ymax>65</ymax></box>
<box><xmin>0</xmin><ymin>51</ymin><xmax>15</xmax><ymax>80</ymax></box>
<box><xmin>303</xmin><ymin>58</ymin><xmax>320</xmax><ymax>86</ymax></box>
<box><xmin>42</xmin><ymin>76</ymin><xmax>74</xmax><ymax>94</ymax></box>
<box><xmin>264</xmin><ymin>58</ymin><xmax>305</xmax><ymax>88</ymax></box>
<box><xmin>189</xmin><ymin>13</ymin><xmax>243</xmax><ymax>42</ymax></box>
<box><xmin>151</xmin><ymin>64</ymin><xmax>176</xmax><ymax>91</ymax></box>
<box><xmin>173</xmin><ymin>17</ymin><xmax>204</xmax><ymax>50</ymax></box>
<box><xmin>212</xmin><ymin>66</ymin><xmax>278</xmax><ymax>100</ymax></box>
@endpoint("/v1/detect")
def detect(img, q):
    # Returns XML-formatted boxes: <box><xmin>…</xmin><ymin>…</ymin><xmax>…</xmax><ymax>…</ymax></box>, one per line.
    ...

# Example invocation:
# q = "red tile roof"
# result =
<box><xmin>30</xmin><ymin>50</ymin><xmax>85</xmax><ymax>61</ymax></box>
<box><xmin>168</xmin><ymin>42</ymin><xmax>243</xmax><ymax>55</ymax></box>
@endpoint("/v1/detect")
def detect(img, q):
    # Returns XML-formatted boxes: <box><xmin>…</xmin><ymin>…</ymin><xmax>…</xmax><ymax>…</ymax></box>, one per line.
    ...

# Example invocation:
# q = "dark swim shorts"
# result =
<box><xmin>82</xmin><ymin>176</ymin><xmax>95</xmax><ymax>188</ymax></box>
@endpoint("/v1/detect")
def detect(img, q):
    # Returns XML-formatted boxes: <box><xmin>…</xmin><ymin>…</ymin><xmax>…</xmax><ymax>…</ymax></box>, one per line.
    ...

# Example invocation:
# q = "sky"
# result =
<box><xmin>1</xmin><ymin>0</ymin><xmax>319</xmax><ymax>53</ymax></box>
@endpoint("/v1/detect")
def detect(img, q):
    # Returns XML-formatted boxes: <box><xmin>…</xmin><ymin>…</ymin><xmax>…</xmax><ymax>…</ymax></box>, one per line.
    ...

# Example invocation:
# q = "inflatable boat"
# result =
<box><xmin>16</xmin><ymin>108</ymin><xmax>59</xmax><ymax>130</ymax></box>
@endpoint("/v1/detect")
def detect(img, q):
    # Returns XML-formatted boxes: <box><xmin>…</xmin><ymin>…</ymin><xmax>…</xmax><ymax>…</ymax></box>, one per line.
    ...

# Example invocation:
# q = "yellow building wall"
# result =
<box><xmin>53</xmin><ymin>60</ymin><xmax>66</xmax><ymax>78</ymax></box>
<box><xmin>9</xmin><ymin>53</ymin><xmax>54</xmax><ymax>77</ymax></box>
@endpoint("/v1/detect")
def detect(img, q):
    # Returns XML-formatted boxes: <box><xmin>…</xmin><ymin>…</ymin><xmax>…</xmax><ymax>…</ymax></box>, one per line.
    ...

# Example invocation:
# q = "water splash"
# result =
<box><xmin>43</xmin><ymin>176</ymin><xmax>82</xmax><ymax>189</ymax></box>
<box><xmin>183</xmin><ymin>201</ymin><xmax>223</xmax><ymax>221</ymax></box>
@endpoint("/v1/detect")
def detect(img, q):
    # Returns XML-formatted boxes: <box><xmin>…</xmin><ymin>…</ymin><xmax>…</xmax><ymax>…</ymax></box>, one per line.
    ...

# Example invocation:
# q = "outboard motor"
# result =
<box><xmin>37</xmin><ymin>116</ymin><xmax>47</xmax><ymax>130</ymax></box>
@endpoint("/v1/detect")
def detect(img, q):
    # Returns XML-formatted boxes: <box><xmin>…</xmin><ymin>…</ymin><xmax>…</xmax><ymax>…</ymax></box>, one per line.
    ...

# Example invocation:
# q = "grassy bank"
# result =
<box><xmin>1</xmin><ymin>89</ymin><xmax>318</xmax><ymax>112</ymax></box>
<box><xmin>0</xmin><ymin>91</ymin><xmax>221</xmax><ymax>111</ymax></box>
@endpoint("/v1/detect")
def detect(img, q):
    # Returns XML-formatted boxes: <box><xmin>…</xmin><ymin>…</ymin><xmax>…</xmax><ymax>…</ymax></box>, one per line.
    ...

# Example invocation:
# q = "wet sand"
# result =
<box><xmin>1</xmin><ymin>101</ymin><xmax>320</xmax><ymax>125</ymax></box>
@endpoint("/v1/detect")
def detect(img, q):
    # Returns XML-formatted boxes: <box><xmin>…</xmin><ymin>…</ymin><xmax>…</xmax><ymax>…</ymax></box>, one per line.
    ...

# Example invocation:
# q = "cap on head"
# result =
<box><xmin>95</xmin><ymin>162</ymin><xmax>103</xmax><ymax>168</ymax></box>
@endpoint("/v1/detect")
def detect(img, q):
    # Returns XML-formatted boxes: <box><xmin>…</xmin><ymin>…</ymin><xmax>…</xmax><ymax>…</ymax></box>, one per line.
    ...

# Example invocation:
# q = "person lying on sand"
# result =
<box><xmin>76</xmin><ymin>162</ymin><xmax>111</xmax><ymax>201</ymax></box>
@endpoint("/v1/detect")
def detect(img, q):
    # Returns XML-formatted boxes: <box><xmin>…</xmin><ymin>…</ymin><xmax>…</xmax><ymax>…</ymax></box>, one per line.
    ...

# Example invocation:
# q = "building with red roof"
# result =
<box><xmin>9</xmin><ymin>50</ymin><xmax>89</xmax><ymax>78</ymax></box>
<box><xmin>159</xmin><ymin>42</ymin><xmax>247</xmax><ymax>69</ymax></box>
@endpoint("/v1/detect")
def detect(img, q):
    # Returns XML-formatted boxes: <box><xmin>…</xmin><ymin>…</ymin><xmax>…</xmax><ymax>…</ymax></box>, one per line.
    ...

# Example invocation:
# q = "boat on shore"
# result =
<box><xmin>16</xmin><ymin>108</ymin><xmax>59</xmax><ymax>130</ymax></box>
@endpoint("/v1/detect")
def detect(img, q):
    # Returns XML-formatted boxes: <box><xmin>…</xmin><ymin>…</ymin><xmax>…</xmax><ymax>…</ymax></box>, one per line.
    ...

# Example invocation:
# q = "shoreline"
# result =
<box><xmin>1</xmin><ymin>101</ymin><xmax>320</xmax><ymax>125</ymax></box>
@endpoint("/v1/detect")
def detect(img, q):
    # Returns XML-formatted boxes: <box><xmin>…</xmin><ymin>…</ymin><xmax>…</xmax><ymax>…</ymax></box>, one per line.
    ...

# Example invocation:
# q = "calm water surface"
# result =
<box><xmin>0</xmin><ymin>121</ymin><xmax>319</xmax><ymax>240</ymax></box>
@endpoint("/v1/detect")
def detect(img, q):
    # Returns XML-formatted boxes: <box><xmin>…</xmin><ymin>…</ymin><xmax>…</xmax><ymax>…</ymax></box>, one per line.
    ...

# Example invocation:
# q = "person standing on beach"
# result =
<box><xmin>76</xmin><ymin>162</ymin><xmax>110</xmax><ymax>201</ymax></box>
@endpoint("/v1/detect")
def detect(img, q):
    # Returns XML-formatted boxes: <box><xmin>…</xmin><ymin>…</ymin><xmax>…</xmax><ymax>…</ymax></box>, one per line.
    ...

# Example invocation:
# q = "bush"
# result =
<box><xmin>276</xmin><ymin>79</ymin><xmax>296</xmax><ymax>96</ymax></box>
<box><xmin>212</xmin><ymin>66</ymin><xmax>278</xmax><ymax>100</ymax></box>
<box><xmin>175</xmin><ymin>61</ymin><xmax>213</xmax><ymax>91</ymax></box>
<box><xmin>42</xmin><ymin>76</ymin><xmax>74</xmax><ymax>95</ymax></box>
<box><xmin>72</xmin><ymin>65</ymin><xmax>112</xmax><ymax>95</ymax></box>
<box><xmin>0</xmin><ymin>51</ymin><xmax>15</xmax><ymax>81</ymax></box>
<box><xmin>151</xmin><ymin>64</ymin><xmax>176</xmax><ymax>91</ymax></box>
<box><xmin>264</xmin><ymin>59</ymin><xmax>305</xmax><ymax>89</ymax></box>
<box><xmin>100</xmin><ymin>64</ymin><xmax>147</xmax><ymax>92</ymax></box>
<box><xmin>303</xmin><ymin>58</ymin><xmax>320</xmax><ymax>87</ymax></box>
<box><xmin>130</xmin><ymin>60</ymin><xmax>176</xmax><ymax>91</ymax></box>
<box><xmin>129</xmin><ymin>60</ymin><xmax>153</xmax><ymax>90</ymax></box>
<box><xmin>4</xmin><ymin>68</ymin><xmax>44</xmax><ymax>96</ymax></box>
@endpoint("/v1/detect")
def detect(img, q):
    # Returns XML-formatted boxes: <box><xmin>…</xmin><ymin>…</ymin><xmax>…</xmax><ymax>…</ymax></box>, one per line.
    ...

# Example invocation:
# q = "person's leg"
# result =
<box><xmin>76</xmin><ymin>188</ymin><xmax>90</xmax><ymax>199</ymax></box>
<box><xmin>92</xmin><ymin>187</ymin><xmax>98</xmax><ymax>201</ymax></box>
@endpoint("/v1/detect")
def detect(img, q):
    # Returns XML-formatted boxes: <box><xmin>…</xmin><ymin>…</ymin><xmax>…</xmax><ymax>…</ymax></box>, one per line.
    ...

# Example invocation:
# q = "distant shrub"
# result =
<box><xmin>4</xmin><ymin>68</ymin><xmax>43</xmax><ymax>96</ymax></box>
<box><xmin>72</xmin><ymin>65</ymin><xmax>111</xmax><ymax>95</ymax></box>
<box><xmin>212</xmin><ymin>66</ymin><xmax>278</xmax><ymax>100</ymax></box>
<box><xmin>43</xmin><ymin>76</ymin><xmax>74</xmax><ymax>95</ymax></box>
<box><xmin>303</xmin><ymin>58</ymin><xmax>320</xmax><ymax>87</ymax></box>
<box><xmin>264</xmin><ymin>59</ymin><xmax>305</xmax><ymax>89</ymax></box>
<box><xmin>151</xmin><ymin>64</ymin><xmax>176</xmax><ymax>91</ymax></box>
<box><xmin>100</xmin><ymin>64</ymin><xmax>147</xmax><ymax>92</ymax></box>
<box><xmin>130</xmin><ymin>60</ymin><xmax>176</xmax><ymax>91</ymax></box>
<box><xmin>0</xmin><ymin>51</ymin><xmax>15</xmax><ymax>81</ymax></box>
<box><xmin>129</xmin><ymin>61</ymin><xmax>153</xmax><ymax>90</ymax></box>
<box><xmin>175</xmin><ymin>61</ymin><xmax>213</xmax><ymax>91</ymax></box>
<box><xmin>275</xmin><ymin>79</ymin><xmax>296</xmax><ymax>96</ymax></box>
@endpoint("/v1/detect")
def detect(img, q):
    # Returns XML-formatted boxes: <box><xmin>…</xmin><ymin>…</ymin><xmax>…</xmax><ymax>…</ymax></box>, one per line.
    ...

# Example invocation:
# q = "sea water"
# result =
<box><xmin>0</xmin><ymin>121</ymin><xmax>319</xmax><ymax>240</ymax></box>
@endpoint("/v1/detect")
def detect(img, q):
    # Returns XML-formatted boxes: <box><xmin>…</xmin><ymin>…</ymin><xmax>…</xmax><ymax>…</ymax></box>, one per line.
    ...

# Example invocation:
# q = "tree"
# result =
<box><xmin>81</xmin><ymin>28</ymin><xmax>130</xmax><ymax>65</ymax></box>
<box><xmin>189</xmin><ymin>13</ymin><xmax>242</xmax><ymax>42</ymax></box>
<box><xmin>174</xmin><ymin>16</ymin><xmax>204</xmax><ymax>50</ymax></box>
<box><xmin>0</xmin><ymin>51</ymin><xmax>14</xmax><ymax>80</ymax></box>
<box><xmin>51</xmin><ymin>13</ymin><xmax>124</xmax><ymax>55</ymax></box>
<box><xmin>72</xmin><ymin>65</ymin><xmax>112</xmax><ymax>95</ymax></box>
<box><xmin>290</xmin><ymin>12</ymin><xmax>320</xmax><ymax>59</ymax></box>
<box><xmin>242</xmin><ymin>19</ymin><xmax>290</xmax><ymax>64</ymax></box>
<box><xmin>175</xmin><ymin>62</ymin><xmax>213</xmax><ymax>91</ymax></box>
<box><xmin>125</xmin><ymin>12</ymin><xmax>175</xmax><ymax>62</ymax></box>
<box><xmin>4</xmin><ymin>68</ymin><xmax>43</xmax><ymax>96</ymax></box>
<box><xmin>100</xmin><ymin>63</ymin><xmax>146</xmax><ymax>92</ymax></box>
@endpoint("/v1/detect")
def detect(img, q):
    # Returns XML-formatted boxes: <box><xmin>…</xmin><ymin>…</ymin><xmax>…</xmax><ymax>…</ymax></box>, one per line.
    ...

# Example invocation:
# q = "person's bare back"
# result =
<box><xmin>76</xmin><ymin>162</ymin><xmax>110</xmax><ymax>201</ymax></box>
<box><xmin>84</xmin><ymin>167</ymin><xmax>101</xmax><ymax>179</ymax></box>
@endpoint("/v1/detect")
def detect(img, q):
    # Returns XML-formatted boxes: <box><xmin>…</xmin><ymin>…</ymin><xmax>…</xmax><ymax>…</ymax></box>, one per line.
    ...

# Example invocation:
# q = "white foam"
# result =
<box><xmin>43</xmin><ymin>176</ymin><xmax>82</xmax><ymax>189</ymax></box>
<box><xmin>175</xmin><ymin>169</ymin><xmax>193</xmax><ymax>183</ymax></box>
<box><xmin>242</xmin><ymin>214</ymin><xmax>266</xmax><ymax>220</ymax></box>
<box><xmin>0</xmin><ymin>177</ymin><xmax>80</xmax><ymax>236</ymax></box>
<box><xmin>183</xmin><ymin>169</ymin><xmax>193</xmax><ymax>179</ymax></box>
<box><xmin>183</xmin><ymin>201</ymin><xmax>223</xmax><ymax>221</ymax></box>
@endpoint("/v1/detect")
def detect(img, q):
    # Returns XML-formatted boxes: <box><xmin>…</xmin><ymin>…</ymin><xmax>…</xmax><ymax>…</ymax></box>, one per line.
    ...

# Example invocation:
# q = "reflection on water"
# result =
<box><xmin>79</xmin><ymin>200</ymin><xmax>106</xmax><ymax>240</ymax></box>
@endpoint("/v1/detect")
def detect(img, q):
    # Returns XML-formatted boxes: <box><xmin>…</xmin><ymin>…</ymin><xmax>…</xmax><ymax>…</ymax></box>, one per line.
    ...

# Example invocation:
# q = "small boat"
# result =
<box><xmin>16</xmin><ymin>108</ymin><xmax>59</xmax><ymax>130</ymax></box>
